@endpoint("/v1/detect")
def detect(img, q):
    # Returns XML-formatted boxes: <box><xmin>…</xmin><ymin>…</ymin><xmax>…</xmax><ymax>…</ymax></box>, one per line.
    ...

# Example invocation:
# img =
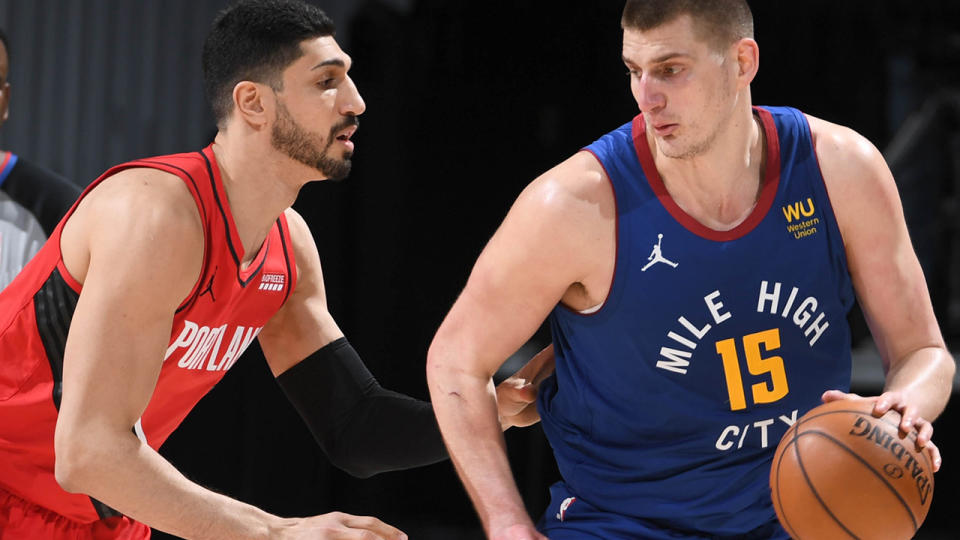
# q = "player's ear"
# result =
<box><xmin>0</xmin><ymin>82</ymin><xmax>10</xmax><ymax>126</ymax></box>
<box><xmin>232</xmin><ymin>80</ymin><xmax>270</xmax><ymax>129</ymax></box>
<box><xmin>734</xmin><ymin>38</ymin><xmax>759</xmax><ymax>88</ymax></box>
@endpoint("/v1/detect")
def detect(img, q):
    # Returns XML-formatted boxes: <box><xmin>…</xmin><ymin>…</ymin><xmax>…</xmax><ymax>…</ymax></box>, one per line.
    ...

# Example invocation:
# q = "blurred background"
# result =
<box><xmin>1</xmin><ymin>0</ymin><xmax>958</xmax><ymax>538</ymax></box>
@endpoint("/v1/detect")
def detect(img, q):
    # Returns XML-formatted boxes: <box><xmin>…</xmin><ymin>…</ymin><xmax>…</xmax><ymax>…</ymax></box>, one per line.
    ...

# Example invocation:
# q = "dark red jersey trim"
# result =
<box><xmin>276</xmin><ymin>216</ymin><xmax>294</xmax><ymax>306</ymax></box>
<box><xmin>555</xmin><ymin>149</ymin><xmax>619</xmax><ymax>318</ymax></box>
<box><xmin>198</xmin><ymin>149</ymin><xmax>269</xmax><ymax>288</ymax></box>
<box><xmin>198</xmin><ymin>150</ymin><xmax>243</xmax><ymax>281</ymax></box>
<box><xmin>632</xmin><ymin>107</ymin><xmax>782</xmax><ymax>242</ymax></box>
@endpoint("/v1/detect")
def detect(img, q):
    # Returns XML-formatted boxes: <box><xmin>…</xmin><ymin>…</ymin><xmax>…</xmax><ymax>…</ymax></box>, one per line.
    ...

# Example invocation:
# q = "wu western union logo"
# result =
<box><xmin>782</xmin><ymin>198</ymin><xmax>815</xmax><ymax>222</ymax></box>
<box><xmin>782</xmin><ymin>198</ymin><xmax>818</xmax><ymax>239</ymax></box>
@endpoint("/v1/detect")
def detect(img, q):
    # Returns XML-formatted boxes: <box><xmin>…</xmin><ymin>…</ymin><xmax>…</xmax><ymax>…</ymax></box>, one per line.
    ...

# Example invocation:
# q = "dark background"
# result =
<box><xmin>1</xmin><ymin>1</ymin><xmax>959</xmax><ymax>538</ymax></box>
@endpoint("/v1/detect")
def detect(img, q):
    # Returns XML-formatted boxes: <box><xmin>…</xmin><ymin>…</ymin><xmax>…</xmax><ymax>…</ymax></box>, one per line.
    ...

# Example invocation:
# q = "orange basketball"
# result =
<box><xmin>770</xmin><ymin>399</ymin><xmax>935</xmax><ymax>539</ymax></box>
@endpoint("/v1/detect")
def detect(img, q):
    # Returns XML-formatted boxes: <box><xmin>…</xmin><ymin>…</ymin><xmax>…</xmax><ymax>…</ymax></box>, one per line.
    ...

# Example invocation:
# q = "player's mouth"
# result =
<box><xmin>652</xmin><ymin>122</ymin><xmax>678</xmax><ymax>137</ymax></box>
<box><xmin>335</xmin><ymin>126</ymin><xmax>357</xmax><ymax>151</ymax></box>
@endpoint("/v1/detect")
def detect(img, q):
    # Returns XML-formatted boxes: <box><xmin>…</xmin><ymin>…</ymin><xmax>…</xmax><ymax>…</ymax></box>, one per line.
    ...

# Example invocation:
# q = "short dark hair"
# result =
<box><xmin>621</xmin><ymin>0</ymin><xmax>753</xmax><ymax>51</ymax></box>
<box><xmin>202</xmin><ymin>0</ymin><xmax>335</xmax><ymax>126</ymax></box>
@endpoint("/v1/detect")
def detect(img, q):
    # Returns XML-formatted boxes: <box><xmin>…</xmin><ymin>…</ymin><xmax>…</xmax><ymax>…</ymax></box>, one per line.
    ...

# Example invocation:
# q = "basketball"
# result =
<box><xmin>770</xmin><ymin>399</ymin><xmax>935</xmax><ymax>539</ymax></box>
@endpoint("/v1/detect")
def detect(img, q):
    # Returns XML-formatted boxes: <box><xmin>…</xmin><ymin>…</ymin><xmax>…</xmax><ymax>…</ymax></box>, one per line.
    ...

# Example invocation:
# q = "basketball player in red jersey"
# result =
<box><xmin>0</xmin><ymin>1</ymin><xmax>532</xmax><ymax>538</ymax></box>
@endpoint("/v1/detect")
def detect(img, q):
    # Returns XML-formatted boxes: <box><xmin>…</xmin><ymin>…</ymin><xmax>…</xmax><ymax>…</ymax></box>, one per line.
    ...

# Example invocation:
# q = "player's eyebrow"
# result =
<box><xmin>622</xmin><ymin>52</ymin><xmax>692</xmax><ymax>66</ymax></box>
<box><xmin>651</xmin><ymin>52</ymin><xmax>690</xmax><ymax>64</ymax></box>
<box><xmin>311</xmin><ymin>58</ymin><xmax>346</xmax><ymax>70</ymax></box>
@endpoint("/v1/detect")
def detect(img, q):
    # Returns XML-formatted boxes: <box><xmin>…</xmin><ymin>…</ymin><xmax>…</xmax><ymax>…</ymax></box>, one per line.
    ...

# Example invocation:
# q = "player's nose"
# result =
<box><xmin>340</xmin><ymin>76</ymin><xmax>366</xmax><ymax>116</ymax></box>
<box><xmin>633</xmin><ymin>74</ymin><xmax>665</xmax><ymax>113</ymax></box>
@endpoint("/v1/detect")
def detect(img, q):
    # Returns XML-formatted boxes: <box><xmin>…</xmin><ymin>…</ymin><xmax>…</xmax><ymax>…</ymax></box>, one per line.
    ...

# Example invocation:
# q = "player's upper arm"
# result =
<box><xmin>428</xmin><ymin>152</ymin><xmax>614</xmax><ymax>377</ymax></box>
<box><xmin>258</xmin><ymin>207</ymin><xmax>344</xmax><ymax>376</ymax></box>
<box><xmin>56</xmin><ymin>168</ymin><xmax>203</xmax><ymax>453</ymax></box>
<box><xmin>809</xmin><ymin>114</ymin><xmax>945</xmax><ymax>368</ymax></box>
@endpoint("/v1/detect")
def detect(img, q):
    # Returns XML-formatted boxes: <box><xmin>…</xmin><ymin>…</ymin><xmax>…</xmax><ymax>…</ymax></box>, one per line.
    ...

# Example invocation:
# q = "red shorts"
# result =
<box><xmin>0</xmin><ymin>486</ymin><xmax>150</xmax><ymax>540</ymax></box>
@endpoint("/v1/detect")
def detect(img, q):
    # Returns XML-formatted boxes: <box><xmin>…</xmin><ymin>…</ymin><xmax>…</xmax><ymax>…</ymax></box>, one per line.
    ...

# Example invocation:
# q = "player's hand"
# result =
<box><xmin>274</xmin><ymin>511</ymin><xmax>407</xmax><ymax>539</ymax></box>
<box><xmin>496</xmin><ymin>344</ymin><xmax>555</xmax><ymax>429</ymax></box>
<box><xmin>822</xmin><ymin>389</ymin><xmax>942</xmax><ymax>472</ymax></box>
<box><xmin>491</xmin><ymin>523</ymin><xmax>549</xmax><ymax>540</ymax></box>
<box><xmin>496</xmin><ymin>376</ymin><xmax>539</xmax><ymax>429</ymax></box>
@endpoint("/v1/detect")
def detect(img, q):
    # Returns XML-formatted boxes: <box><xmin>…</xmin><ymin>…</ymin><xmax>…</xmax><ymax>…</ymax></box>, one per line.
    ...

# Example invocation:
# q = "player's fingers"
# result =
<box><xmin>514</xmin><ymin>381</ymin><xmax>537</xmax><ymax>403</ymax></box>
<box><xmin>334</xmin><ymin>531</ymin><xmax>385</xmax><ymax>540</ymax></box>
<box><xmin>927</xmin><ymin>439</ymin><xmax>942</xmax><ymax>473</ymax></box>
<box><xmin>511</xmin><ymin>403</ymin><xmax>542</xmax><ymax>428</ymax></box>
<box><xmin>893</xmin><ymin>404</ymin><xmax>918</xmax><ymax>434</ymax></box>
<box><xmin>913</xmin><ymin>418</ymin><xmax>933</xmax><ymax>448</ymax></box>
<box><xmin>500</xmin><ymin>380</ymin><xmax>536</xmax><ymax>405</ymax></box>
<box><xmin>871</xmin><ymin>390</ymin><xmax>905</xmax><ymax>417</ymax></box>
<box><xmin>821</xmin><ymin>389</ymin><xmax>860</xmax><ymax>403</ymax></box>
<box><xmin>342</xmin><ymin>515</ymin><xmax>407</xmax><ymax>540</ymax></box>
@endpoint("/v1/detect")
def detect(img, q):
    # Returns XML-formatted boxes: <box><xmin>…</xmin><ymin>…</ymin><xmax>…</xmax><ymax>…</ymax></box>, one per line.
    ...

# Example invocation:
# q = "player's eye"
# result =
<box><xmin>660</xmin><ymin>65</ymin><xmax>682</xmax><ymax>77</ymax></box>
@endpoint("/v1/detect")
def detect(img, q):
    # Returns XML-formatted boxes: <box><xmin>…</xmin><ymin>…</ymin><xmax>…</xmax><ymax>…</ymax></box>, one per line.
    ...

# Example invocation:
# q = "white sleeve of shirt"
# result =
<box><xmin>0</xmin><ymin>190</ymin><xmax>48</xmax><ymax>291</ymax></box>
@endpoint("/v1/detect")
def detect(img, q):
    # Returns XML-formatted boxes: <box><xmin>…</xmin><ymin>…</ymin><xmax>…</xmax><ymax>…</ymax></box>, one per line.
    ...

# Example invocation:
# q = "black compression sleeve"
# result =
<box><xmin>275</xmin><ymin>338</ymin><xmax>448</xmax><ymax>478</ymax></box>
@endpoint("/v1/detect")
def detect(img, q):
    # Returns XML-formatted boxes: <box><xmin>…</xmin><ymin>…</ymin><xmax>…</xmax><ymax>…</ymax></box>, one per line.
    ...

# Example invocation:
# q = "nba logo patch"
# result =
<box><xmin>556</xmin><ymin>497</ymin><xmax>576</xmax><ymax>522</ymax></box>
<box><xmin>258</xmin><ymin>273</ymin><xmax>285</xmax><ymax>292</ymax></box>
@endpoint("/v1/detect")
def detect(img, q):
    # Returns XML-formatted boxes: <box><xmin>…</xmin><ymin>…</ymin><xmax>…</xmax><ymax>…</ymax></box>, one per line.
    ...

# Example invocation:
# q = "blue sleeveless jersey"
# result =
<box><xmin>538</xmin><ymin>106</ymin><xmax>855</xmax><ymax>536</ymax></box>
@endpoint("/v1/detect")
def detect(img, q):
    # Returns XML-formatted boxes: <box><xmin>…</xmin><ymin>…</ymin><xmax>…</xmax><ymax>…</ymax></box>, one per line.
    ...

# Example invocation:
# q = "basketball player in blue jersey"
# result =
<box><xmin>427</xmin><ymin>1</ymin><xmax>956</xmax><ymax>539</ymax></box>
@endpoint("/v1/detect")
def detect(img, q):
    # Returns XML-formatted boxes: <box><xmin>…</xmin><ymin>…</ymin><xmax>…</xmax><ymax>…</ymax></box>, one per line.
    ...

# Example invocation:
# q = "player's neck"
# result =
<box><xmin>210</xmin><ymin>134</ymin><xmax>302</xmax><ymax>267</ymax></box>
<box><xmin>652</xmin><ymin>105</ymin><xmax>765</xmax><ymax>231</ymax></box>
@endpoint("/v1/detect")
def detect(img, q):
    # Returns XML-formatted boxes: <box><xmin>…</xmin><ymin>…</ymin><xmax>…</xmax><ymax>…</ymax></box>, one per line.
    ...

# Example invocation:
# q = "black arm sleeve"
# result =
<box><xmin>275</xmin><ymin>337</ymin><xmax>448</xmax><ymax>478</ymax></box>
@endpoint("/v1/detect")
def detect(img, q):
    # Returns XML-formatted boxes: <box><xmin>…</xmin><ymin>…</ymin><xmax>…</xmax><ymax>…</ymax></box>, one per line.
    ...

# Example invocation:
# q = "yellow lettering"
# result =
<box><xmin>717</xmin><ymin>328</ymin><xmax>789</xmax><ymax>411</ymax></box>
<box><xmin>716</xmin><ymin>338</ymin><xmax>747</xmax><ymax>411</ymax></box>
<box><xmin>782</xmin><ymin>203</ymin><xmax>802</xmax><ymax>223</ymax></box>
<box><xmin>744</xmin><ymin>329</ymin><xmax>789</xmax><ymax>404</ymax></box>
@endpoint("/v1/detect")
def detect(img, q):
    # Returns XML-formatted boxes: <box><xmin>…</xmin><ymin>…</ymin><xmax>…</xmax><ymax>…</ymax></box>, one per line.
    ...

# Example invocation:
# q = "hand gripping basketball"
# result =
<box><xmin>822</xmin><ymin>390</ymin><xmax>941</xmax><ymax>471</ymax></box>
<box><xmin>770</xmin><ymin>398</ymin><xmax>937</xmax><ymax>539</ymax></box>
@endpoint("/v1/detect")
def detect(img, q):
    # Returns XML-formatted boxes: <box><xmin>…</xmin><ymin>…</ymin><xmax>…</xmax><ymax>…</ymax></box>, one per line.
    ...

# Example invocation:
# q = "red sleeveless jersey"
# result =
<box><xmin>0</xmin><ymin>145</ymin><xmax>297</xmax><ymax>523</ymax></box>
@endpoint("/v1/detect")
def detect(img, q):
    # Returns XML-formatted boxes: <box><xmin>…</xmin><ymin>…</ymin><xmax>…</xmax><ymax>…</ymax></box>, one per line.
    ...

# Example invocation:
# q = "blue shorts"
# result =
<box><xmin>536</xmin><ymin>482</ymin><xmax>790</xmax><ymax>540</ymax></box>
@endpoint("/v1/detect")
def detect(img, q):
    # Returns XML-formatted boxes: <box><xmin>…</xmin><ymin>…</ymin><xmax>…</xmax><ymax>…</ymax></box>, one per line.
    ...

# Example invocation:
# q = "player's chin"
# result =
<box><xmin>319</xmin><ymin>158</ymin><xmax>353</xmax><ymax>182</ymax></box>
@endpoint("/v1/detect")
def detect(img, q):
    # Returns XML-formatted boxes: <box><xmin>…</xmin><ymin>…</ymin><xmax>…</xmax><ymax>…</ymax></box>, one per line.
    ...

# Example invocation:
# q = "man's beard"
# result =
<box><xmin>271</xmin><ymin>100</ymin><xmax>357</xmax><ymax>181</ymax></box>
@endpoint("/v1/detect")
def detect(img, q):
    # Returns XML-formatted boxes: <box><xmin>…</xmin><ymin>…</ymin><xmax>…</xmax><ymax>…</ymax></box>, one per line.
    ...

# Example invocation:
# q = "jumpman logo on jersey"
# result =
<box><xmin>641</xmin><ymin>233</ymin><xmax>678</xmax><ymax>272</ymax></box>
<box><xmin>198</xmin><ymin>267</ymin><xmax>217</xmax><ymax>302</ymax></box>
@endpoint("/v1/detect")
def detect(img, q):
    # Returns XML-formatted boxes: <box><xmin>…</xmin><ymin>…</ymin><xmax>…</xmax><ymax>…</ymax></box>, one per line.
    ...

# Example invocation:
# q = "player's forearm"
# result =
<box><xmin>276</xmin><ymin>338</ymin><xmax>447</xmax><ymax>478</ymax></box>
<box><xmin>55</xmin><ymin>429</ymin><xmax>282</xmax><ymax>540</ymax></box>
<box><xmin>426</xmin><ymin>350</ymin><xmax>533</xmax><ymax>535</ymax></box>
<box><xmin>884</xmin><ymin>345</ymin><xmax>956</xmax><ymax>420</ymax></box>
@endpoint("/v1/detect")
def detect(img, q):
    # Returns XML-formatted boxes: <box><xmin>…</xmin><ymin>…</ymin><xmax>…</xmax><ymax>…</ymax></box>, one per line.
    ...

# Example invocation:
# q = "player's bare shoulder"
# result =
<box><xmin>505</xmin><ymin>150</ymin><xmax>615</xmax><ymax>308</ymax></box>
<box><xmin>524</xmin><ymin>150</ymin><xmax>613</xmax><ymax>213</ymax></box>
<box><xmin>805</xmin><ymin>113</ymin><xmax>901</xmax><ymax>238</ymax></box>
<box><xmin>280</xmin><ymin>207</ymin><xmax>320</xmax><ymax>285</ymax></box>
<box><xmin>280</xmin><ymin>207</ymin><xmax>315</xmax><ymax>257</ymax></box>
<box><xmin>515</xmin><ymin>150</ymin><xmax>616</xmax><ymax>242</ymax></box>
<box><xmin>68</xmin><ymin>167</ymin><xmax>203</xmax><ymax>242</ymax></box>
<box><xmin>805</xmin><ymin>114</ymin><xmax>892</xmax><ymax>191</ymax></box>
<box><xmin>61</xmin><ymin>167</ymin><xmax>204</xmax><ymax>291</ymax></box>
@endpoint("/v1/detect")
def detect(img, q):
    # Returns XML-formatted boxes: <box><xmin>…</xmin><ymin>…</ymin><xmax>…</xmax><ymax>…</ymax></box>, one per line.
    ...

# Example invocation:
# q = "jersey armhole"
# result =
<box><xmin>276</xmin><ymin>212</ymin><xmax>297</xmax><ymax>306</ymax></box>
<box><xmin>553</xmin><ymin>149</ymin><xmax>620</xmax><ymax>320</ymax></box>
